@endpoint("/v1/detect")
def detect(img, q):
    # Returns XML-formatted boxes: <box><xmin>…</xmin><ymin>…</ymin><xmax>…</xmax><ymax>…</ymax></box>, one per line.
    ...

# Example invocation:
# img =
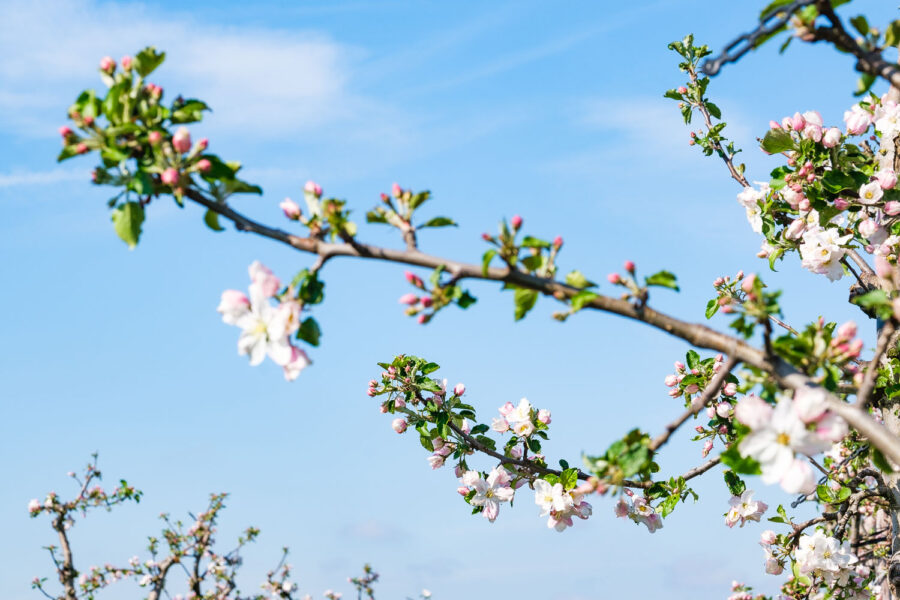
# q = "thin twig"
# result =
<box><xmin>856</xmin><ymin>321</ymin><xmax>897</xmax><ymax>409</ymax></box>
<box><xmin>649</xmin><ymin>356</ymin><xmax>739</xmax><ymax>452</ymax></box>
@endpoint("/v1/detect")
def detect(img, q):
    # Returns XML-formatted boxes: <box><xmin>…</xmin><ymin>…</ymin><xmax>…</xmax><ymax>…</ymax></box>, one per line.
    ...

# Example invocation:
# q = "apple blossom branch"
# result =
<box><xmin>185</xmin><ymin>188</ymin><xmax>900</xmax><ymax>469</ymax></box>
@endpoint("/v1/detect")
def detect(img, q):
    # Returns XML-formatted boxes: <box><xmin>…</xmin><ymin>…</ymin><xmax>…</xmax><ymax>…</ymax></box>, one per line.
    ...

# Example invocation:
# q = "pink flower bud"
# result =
<box><xmin>822</xmin><ymin>127</ymin><xmax>842</xmax><ymax>148</ymax></box>
<box><xmin>172</xmin><ymin>127</ymin><xmax>192</xmax><ymax>154</ymax></box>
<box><xmin>740</xmin><ymin>273</ymin><xmax>755</xmax><ymax>293</ymax></box>
<box><xmin>398</xmin><ymin>293</ymin><xmax>419</xmax><ymax>305</ymax></box>
<box><xmin>791</xmin><ymin>112</ymin><xmax>805</xmax><ymax>131</ymax></box>
<box><xmin>510</xmin><ymin>214</ymin><xmax>523</xmax><ymax>230</ymax></box>
<box><xmin>453</xmin><ymin>383</ymin><xmax>465</xmax><ymax>396</ymax></box>
<box><xmin>370</xmin><ymin>389</ymin><xmax>379</xmax><ymax>398</ymax></box>
<box><xmin>394</xmin><ymin>398</ymin><xmax>406</xmax><ymax>409</ymax></box>
<box><xmin>553</xmin><ymin>236</ymin><xmax>563</xmax><ymax>249</ymax></box>
<box><xmin>280</xmin><ymin>198</ymin><xmax>302</xmax><ymax>220</ymax></box>
<box><xmin>706</xmin><ymin>406</ymin><xmax>716</xmax><ymax>418</ymax></box>
<box><xmin>674</xmin><ymin>361</ymin><xmax>685</xmax><ymax>372</ymax></box>
<box><xmin>421</xmin><ymin>296</ymin><xmax>433</xmax><ymax>308</ymax></box>
<box><xmin>457</xmin><ymin>486</ymin><xmax>469</xmax><ymax>496</ymax></box>
<box><xmin>99</xmin><ymin>56</ymin><xmax>116</xmax><ymax>72</ymax></box>
<box><xmin>876</xmin><ymin>170</ymin><xmax>898</xmax><ymax>190</ymax></box>
<box><xmin>695</xmin><ymin>425</ymin><xmax>704</xmax><ymax>433</ymax></box>
<box><xmin>607</xmin><ymin>273</ymin><xmax>620</xmax><ymax>284</ymax></box>
<box><xmin>499</xmin><ymin>401</ymin><xmax>515</xmax><ymax>416</ymax></box>
<box><xmin>195</xmin><ymin>158</ymin><xmax>212</xmax><ymax>173</ymax></box>
<box><xmin>197</xmin><ymin>138</ymin><xmax>209</xmax><ymax>151</ymax></box>
<box><xmin>713</xmin><ymin>277</ymin><xmax>723</xmax><ymax>286</ymax></box>
<box><xmin>83</xmin><ymin>115</ymin><xmax>94</xmax><ymax>127</ymax></box>
<box><xmin>417</xmin><ymin>313</ymin><xmax>428</xmax><ymax>325</ymax></box>
<box><xmin>723</xmin><ymin>383</ymin><xmax>737</xmax><ymax>396</ymax></box>
<box><xmin>304</xmin><ymin>180</ymin><xmax>323</xmax><ymax>197</ymax></box>
<box><xmin>59</xmin><ymin>126</ymin><xmax>72</xmax><ymax>138</ymax></box>
<box><xmin>120</xmin><ymin>55</ymin><xmax>133</xmax><ymax>71</ymax></box>
<box><xmin>148</xmin><ymin>131</ymin><xmax>162</xmax><ymax>145</ymax></box>
<box><xmin>876</xmin><ymin>255</ymin><xmax>894</xmax><ymax>278</ymax></box>
<box><xmin>664</xmin><ymin>374</ymin><xmax>677</xmax><ymax>387</ymax></box>
<box><xmin>760</xmin><ymin>530</ymin><xmax>777</xmax><ymax>545</ymax></box>
<box><xmin>768</xmin><ymin>120</ymin><xmax>781</xmax><ymax>129</ymax></box>
<box><xmin>834</xmin><ymin>197</ymin><xmax>850</xmax><ymax>210</ymax></box>
<box><xmin>391</xmin><ymin>418</ymin><xmax>408</xmax><ymax>434</ymax></box>
<box><xmin>885</xmin><ymin>201</ymin><xmax>900</xmax><ymax>215</ymax></box>
<box><xmin>481</xmin><ymin>233</ymin><xmax>492</xmax><ymax>241</ymax></box>
<box><xmin>75</xmin><ymin>143</ymin><xmax>88</xmax><ymax>154</ymax></box>
<box><xmin>677</xmin><ymin>86</ymin><xmax>688</xmax><ymax>94</ymax></box>
<box><xmin>684</xmin><ymin>384</ymin><xmax>699</xmax><ymax>395</ymax></box>
<box><xmin>702</xmin><ymin>440</ymin><xmax>713</xmax><ymax>457</ymax></box>
<box><xmin>716</xmin><ymin>402</ymin><xmax>732</xmax><ymax>418</ymax></box>
<box><xmin>161</xmin><ymin>168</ymin><xmax>179</xmax><ymax>185</ymax></box>
<box><xmin>624</xmin><ymin>260</ymin><xmax>635</xmax><ymax>273</ymax></box>
<box><xmin>537</xmin><ymin>409</ymin><xmax>551</xmax><ymax>424</ymax></box>
<box><xmin>836</xmin><ymin>321</ymin><xmax>857</xmax><ymax>340</ymax></box>
<box><xmin>391</xmin><ymin>182</ymin><xmax>403</xmax><ymax>198</ymax></box>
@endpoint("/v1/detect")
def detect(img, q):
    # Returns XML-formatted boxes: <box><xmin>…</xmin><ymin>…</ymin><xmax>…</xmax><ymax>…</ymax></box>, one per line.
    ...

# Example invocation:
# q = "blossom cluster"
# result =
<box><xmin>724</xmin><ymin>489</ymin><xmax>767</xmax><ymax>528</ymax></box>
<box><xmin>614</xmin><ymin>490</ymin><xmax>663</xmax><ymax>533</ymax></box>
<box><xmin>371</xmin><ymin>355</ymin><xmax>602</xmax><ymax>531</ymax></box>
<box><xmin>741</xmin><ymin>96</ymin><xmax>900</xmax><ymax>282</ymax></box>
<box><xmin>217</xmin><ymin>261</ymin><xmax>311</xmax><ymax>381</ymax></box>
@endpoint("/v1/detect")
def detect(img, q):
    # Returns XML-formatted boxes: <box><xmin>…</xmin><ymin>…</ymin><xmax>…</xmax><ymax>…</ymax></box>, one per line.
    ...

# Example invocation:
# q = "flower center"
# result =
<box><xmin>776</xmin><ymin>432</ymin><xmax>791</xmax><ymax>446</ymax></box>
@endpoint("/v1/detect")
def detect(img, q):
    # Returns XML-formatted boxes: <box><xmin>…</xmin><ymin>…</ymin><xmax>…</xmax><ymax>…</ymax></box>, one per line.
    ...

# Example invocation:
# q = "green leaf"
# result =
<box><xmin>849</xmin><ymin>15</ymin><xmax>869</xmax><ymax>36</ymax></box>
<box><xmin>560</xmin><ymin>468</ymin><xmax>578</xmax><ymax>491</ymax></box>
<box><xmin>420</xmin><ymin>216</ymin><xmax>456</xmax><ymax>228</ymax></box>
<box><xmin>645</xmin><ymin>270</ymin><xmax>679</xmax><ymax>291</ymax></box>
<box><xmin>686</xmin><ymin>350</ymin><xmax>701</xmax><ymax>370</ymax></box>
<box><xmin>565</xmin><ymin>270</ymin><xmax>596</xmax><ymax>289</ymax></box>
<box><xmin>852</xmin><ymin>289</ymin><xmax>894</xmax><ymax>320</ymax></box>
<box><xmin>57</xmin><ymin>145</ymin><xmax>83</xmax><ymax>162</ymax></box>
<box><xmin>171</xmin><ymin>99</ymin><xmax>210</xmax><ymax>124</ymax></box>
<box><xmin>570</xmin><ymin>290</ymin><xmax>597</xmax><ymax>312</ymax></box>
<box><xmin>720</xmin><ymin>445</ymin><xmax>761</xmax><ymax>475</ymax></box>
<box><xmin>470</xmin><ymin>424</ymin><xmax>489</xmax><ymax>436</ymax></box>
<box><xmin>821</xmin><ymin>170</ymin><xmax>857</xmax><ymax>193</ymax></box>
<box><xmin>133</xmin><ymin>47</ymin><xmax>166</xmax><ymax>78</ymax></box>
<box><xmin>130</xmin><ymin>170</ymin><xmax>153</xmax><ymax>195</ymax></box>
<box><xmin>520</xmin><ymin>236</ymin><xmax>550</xmax><ymax>249</ymax></box>
<box><xmin>481</xmin><ymin>249</ymin><xmax>497</xmax><ymax>276</ymax></box>
<box><xmin>203</xmin><ymin>209</ymin><xmax>224</xmax><ymax>232</ymax></box>
<box><xmin>297</xmin><ymin>317</ymin><xmax>322</xmax><ymax>347</ymax></box>
<box><xmin>855</xmin><ymin>73</ymin><xmax>876</xmax><ymax>97</ymax></box>
<box><xmin>723</xmin><ymin>470</ymin><xmax>746</xmax><ymax>496</ymax></box>
<box><xmin>885</xmin><ymin>20</ymin><xmax>900</xmax><ymax>47</ymax></box>
<box><xmin>760</xmin><ymin>128</ymin><xmax>796</xmax><ymax>154</ymax></box>
<box><xmin>663</xmin><ymin>89</ymin><xmax>684</xmax><ymax>100</ymax></box>
<box><xmin>705</xmin><ymin>298</ymin><xmax>719</xmax><ymax>319</ymax></box>
<box><xmin>456</xmin><ymin>290</ymin><xmax>477</xmax><ymax>309</ymax></box>
<box><xmin>872</xmin><ymin>448</ymin><xmax>896</xmax><ymax>474</ymax></box>
<box><xmin>111</xmin><ymin>201</ymin><xmax>145</xmax><ymax>249</ymax></box>
<box><xmin>705</xmin><ymin>102</ymin><xmax>721</xmax><ymax>120</ymax></box>
<box><xmin>513</xmin><ymin>287</ymin><xmax>539</xmax><ymax>321</ymax></box>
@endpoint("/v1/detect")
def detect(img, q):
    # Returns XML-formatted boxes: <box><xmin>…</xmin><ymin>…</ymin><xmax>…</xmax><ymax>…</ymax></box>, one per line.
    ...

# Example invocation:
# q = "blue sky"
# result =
<box><xmin>2</xmin><ymin>1</ymin><xmax>898</xmax><ymax>599</ymax></box>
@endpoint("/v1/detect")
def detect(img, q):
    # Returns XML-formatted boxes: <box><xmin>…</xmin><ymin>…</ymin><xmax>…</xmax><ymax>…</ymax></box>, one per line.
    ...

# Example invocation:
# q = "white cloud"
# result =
<box><xmin>0</xmin><ymin>168</ymin><xmax>87</xmax><ymax>188</ymax></box>
<box><xmin>0</xmin><ymin>0</ymin><xmax>388</xmax><ymax>138</ymax></box>
<box><xmin>542</xmin><ymin>97</ymin><xmax>753</xmax><ymax>179</ymax></box>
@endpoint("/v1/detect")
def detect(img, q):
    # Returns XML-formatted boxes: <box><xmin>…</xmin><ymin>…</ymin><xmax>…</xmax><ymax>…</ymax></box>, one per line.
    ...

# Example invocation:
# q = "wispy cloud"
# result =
<box><xmin>0</xmin><ymin>168</ymin><xmax>87</xmax><ymax>188</ymax></box>
<box><xmin>0</xmin><ymin>0</ymin><xmax>387</xmax><ymax>139</ymax></box>
<box><xmin>541</xmin><ymin>96</ymin><xmax>752</xmax><ymax>180</ymax></box>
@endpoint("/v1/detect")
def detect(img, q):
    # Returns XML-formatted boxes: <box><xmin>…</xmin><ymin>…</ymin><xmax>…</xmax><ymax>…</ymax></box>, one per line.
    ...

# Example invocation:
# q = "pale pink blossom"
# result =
<box><xmin>217</xmin><ymin>290</ymin><xmax>250</xmax><ymax>325</ymax></box>
<box><xmin>280</xmin><ymin>199</ymin><xmax>301</xmax><ymax>220</ymax></box>
<box><xmin>822</xmin><ymin>127</ymin><xmax>842</xmax><ymax>148</ymax></box>
<box><xmin>391</xmin><ymin>418</ymin><xmax>407</xmax><ymax>434</ymax></box>
<box><xmin>282</xmin><ymin>346</ymin><xmax>311</xmax><ymax>381</ymax></box>
<box><xmin>172</xmin><ymin>127</ymin><xmax>192</xmax><ymax>154</ymax></box>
